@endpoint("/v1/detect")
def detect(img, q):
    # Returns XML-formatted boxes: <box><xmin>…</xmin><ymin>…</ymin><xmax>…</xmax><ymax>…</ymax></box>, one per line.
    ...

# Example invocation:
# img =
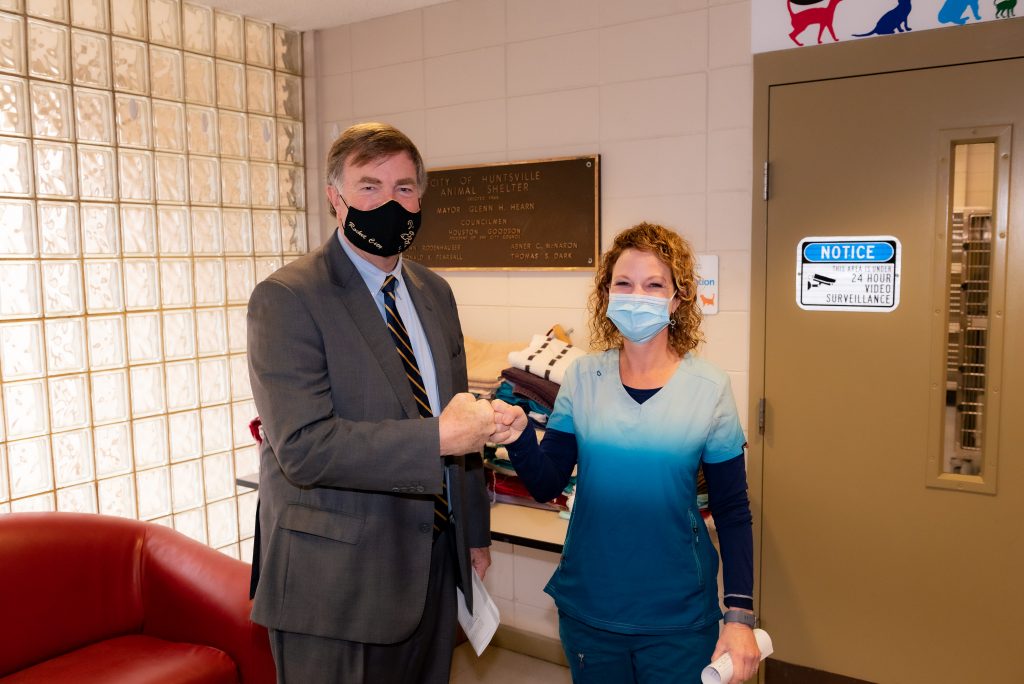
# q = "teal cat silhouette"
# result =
<box><xmin>995</xmin><ymin>0</ymin><xmax>1015</xmax><ymax>17</ymax></box>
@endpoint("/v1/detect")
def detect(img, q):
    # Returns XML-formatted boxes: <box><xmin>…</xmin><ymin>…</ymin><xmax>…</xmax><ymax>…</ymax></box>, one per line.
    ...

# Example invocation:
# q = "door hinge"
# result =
<box><xmin>762</xmin><ymin>162</ymin><xmax>770</xmax><ymax>201</ymax></box>
<box><xmin>758</xmin><ymin>397</ymin><xmax>766</xmax><ymax>435</ymax></box>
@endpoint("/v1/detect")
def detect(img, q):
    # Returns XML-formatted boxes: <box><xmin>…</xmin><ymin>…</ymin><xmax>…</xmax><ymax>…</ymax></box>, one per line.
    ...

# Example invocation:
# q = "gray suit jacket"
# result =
<box><xmin>247</xmin><ymin>231</ymin><xmax>490</xmax><ymax>644</ymax></box>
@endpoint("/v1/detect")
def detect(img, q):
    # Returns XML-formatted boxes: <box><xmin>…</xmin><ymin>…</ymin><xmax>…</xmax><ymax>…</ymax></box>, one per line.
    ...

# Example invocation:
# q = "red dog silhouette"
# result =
<box><xmin>700</xmin><ymin>293</ymin><xmax>716</xmax><ymax>307</ymax></box>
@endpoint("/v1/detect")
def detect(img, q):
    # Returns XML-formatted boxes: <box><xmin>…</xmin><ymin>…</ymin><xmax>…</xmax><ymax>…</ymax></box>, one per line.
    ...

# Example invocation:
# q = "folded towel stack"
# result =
<box><xmin>482</xmin><ymin>331</ymin><xmax>586</xmax><ymax>512</ymax></box>
<box><xmin>506</xmin><ymin>333</ymin><xmax>584</xmax><ymax>386</ymax></box>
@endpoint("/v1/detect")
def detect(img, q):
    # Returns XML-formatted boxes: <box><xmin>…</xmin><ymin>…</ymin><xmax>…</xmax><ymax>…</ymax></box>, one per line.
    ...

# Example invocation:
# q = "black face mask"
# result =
<box><xmin>341</xmin><ymin>198</ymin><xmax>422</xmax><ymax>257</ymax></box>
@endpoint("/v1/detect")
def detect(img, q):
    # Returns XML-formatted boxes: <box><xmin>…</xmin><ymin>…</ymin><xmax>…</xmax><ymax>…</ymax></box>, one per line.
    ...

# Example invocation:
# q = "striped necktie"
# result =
<box><xmin>382</xmin><ymin>275</ymin><xmax>448</xmax><ymax>539</ymax></box>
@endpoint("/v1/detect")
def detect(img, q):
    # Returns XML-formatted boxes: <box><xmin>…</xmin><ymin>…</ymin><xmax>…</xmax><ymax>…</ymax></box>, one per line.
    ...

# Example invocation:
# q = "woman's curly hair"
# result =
<box><xmin>588</xmin><ymin>222</ymin><xmax>704</xmax><ymax>356</ymax></box>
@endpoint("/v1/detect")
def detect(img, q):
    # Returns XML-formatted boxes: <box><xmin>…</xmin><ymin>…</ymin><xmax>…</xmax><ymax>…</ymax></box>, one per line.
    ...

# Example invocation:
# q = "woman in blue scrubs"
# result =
<box><xmin>493</xmin><ymin>223</ymin><xmax>760</xmax><ymax>683</ymax></box>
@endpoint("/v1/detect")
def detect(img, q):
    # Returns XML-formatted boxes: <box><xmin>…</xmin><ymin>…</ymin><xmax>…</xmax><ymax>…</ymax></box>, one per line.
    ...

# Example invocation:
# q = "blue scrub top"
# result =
<box><xmin>545</xmin><ymin>350</ymin><xmax>746</xmax><ymax>634</ymax></box>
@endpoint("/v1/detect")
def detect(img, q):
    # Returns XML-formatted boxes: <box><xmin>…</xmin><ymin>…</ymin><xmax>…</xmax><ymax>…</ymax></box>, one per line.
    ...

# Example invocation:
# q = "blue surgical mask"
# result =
<box><xmin>606</xmin><ymin>293</ymin><xmax>674</xmax><ymax>344</ymax></box>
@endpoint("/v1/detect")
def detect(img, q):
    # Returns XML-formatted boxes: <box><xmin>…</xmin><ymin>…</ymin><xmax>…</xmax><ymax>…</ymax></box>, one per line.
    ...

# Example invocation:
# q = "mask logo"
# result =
<box><xmin>399</xmin><ymin>220</ymin><xmax>417</xmax><ymax>247</ymax></box>
<box><xmin>341</xmin><ymin>198</ymin><xmax>422</xmax><ymax>256</ymax></box>
<box><xmin>606</xmin><ymin>293</ymin><xmax>674</xmax><ymax>344</ymax></box>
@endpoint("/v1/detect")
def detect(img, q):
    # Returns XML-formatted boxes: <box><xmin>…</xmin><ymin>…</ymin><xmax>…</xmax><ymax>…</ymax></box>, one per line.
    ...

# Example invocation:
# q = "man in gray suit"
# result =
<box><xmin>247</xmin><ymin>122</ymin><xmax>501</xmax><ymax>683</ymax></box>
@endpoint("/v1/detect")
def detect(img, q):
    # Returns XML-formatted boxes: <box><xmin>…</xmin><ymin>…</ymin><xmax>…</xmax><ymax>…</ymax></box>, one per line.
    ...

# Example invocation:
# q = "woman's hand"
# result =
<box><xmin>490</xmin><ymin>399</ymin><xmax>528</xmax><ymax>444</ymax></box>
<box><xmin>711</xmin><ymin>622</ymin><xmax>761</xmax><ymax>683</ymax></box>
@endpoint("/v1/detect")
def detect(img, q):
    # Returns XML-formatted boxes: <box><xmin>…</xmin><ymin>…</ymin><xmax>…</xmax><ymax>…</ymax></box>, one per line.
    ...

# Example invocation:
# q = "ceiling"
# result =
<box><xmin>196</xmin><ymin>0</ymin><xmax>451</xmax><ymax>32</ymax></box>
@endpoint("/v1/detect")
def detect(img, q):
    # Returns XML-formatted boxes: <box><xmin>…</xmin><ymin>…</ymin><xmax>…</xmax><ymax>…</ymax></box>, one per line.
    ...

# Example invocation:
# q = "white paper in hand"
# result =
<box><xmin>701</xmin><ymin>628</ymin><xmax>773</xmax><ymax>684</ymax></box>
<box><xmin>456</xmin><ymin>570</ymin><xmax>501</xmax><ymax>656</ymax></box>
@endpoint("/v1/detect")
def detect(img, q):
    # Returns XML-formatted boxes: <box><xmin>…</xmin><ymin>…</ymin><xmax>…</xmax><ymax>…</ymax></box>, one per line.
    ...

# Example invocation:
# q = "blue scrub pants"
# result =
<box><xmin>558</xmin><ymin>611</ymin><xmax>719</xmax><ymax>684</ymax></box>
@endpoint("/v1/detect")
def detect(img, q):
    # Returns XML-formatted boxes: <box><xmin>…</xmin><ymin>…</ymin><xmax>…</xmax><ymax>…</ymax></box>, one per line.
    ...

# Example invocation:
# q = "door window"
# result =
<box><xmin>930</xmin><ymin>129</ymin><xmax>1011</xmax><ymax>493</ymax></box>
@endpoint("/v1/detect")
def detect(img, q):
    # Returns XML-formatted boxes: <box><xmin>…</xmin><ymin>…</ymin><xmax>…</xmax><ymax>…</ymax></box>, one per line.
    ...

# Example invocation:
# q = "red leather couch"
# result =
<box><xmin>0</xmin><ymin>512</ymin><xmax>275</xmax><ymax>683</ymax></box>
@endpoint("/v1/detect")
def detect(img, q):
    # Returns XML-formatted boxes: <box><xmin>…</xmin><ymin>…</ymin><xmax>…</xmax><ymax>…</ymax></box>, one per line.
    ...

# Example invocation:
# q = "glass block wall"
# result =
<box><xmin>0</xmin><ymin>0</ymin><xmax>306</xmax><ymax>560</ymax></box>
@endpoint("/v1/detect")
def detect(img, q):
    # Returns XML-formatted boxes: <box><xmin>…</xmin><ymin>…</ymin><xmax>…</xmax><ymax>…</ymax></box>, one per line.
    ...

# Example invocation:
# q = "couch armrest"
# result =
<box><xmin>140</xmin><ymin>525</ymin><xmax>275</xmax><ymax>684</ymax></box>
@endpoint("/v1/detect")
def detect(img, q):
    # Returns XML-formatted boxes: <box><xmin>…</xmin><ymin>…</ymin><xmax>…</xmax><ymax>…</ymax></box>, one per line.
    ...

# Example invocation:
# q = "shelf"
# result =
<box><xmin>490</xmin><ymin>502</ymin><xmax>567</xmax><ymax>553</ymax></box>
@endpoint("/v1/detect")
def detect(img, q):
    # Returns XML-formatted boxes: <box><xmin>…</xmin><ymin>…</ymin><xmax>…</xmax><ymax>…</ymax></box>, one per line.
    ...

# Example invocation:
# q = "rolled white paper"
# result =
<box><xmin>700</xmin><ymin>628</ymin><xmax>773</xmax><ymax>684</ymax></box>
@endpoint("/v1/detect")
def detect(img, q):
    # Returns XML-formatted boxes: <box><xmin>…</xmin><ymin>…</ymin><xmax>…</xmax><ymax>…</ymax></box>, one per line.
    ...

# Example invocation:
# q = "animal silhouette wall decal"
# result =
<box><xmin>853</xmin><ymin>0</ymin><xmax>913</xmax><ymax>35</ymax></box>
<box><xmin>938</xmin><ymin>0</ymin><xmax>982</xmax><ymax>24</ymax></box>
<box><xmin>787</xmin><ymin>0</ymin><xmax>845</xmax><ymax>46</ymax></box>
<box><xmin>994</xmin><ymin>0</ymin><xmax>1016</xmax><ymax>17</ymax></box>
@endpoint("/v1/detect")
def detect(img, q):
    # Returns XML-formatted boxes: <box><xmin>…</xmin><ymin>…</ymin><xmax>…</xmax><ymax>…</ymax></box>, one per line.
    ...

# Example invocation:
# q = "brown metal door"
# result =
<box><xmin>760</xmin><ymin>59</ymin><xmax>1024</xmax><ymax>682</ymax></box>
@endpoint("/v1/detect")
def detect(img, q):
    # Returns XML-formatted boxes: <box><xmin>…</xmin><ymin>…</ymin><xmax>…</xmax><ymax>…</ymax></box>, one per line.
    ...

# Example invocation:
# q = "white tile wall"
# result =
<box><xmin>726</xmin><ymin>369</ymin><xmax>750</xmax><ymax>433</ymax></box>
<box><xmin>599</xmin><ymin>73</ymin><xmax>707</xmax><ymax>142</ymax></box>
<box><xmin>304</xmin><ymin>34</ymin><xmax>325</xmax><ymax>251</ymax></box>
<box><xmin>708</xmin><ymin>65</ymin><xmax>753</xmax><ymax>131</ymax></box>
<box><xmin>506</xmin><ymin>31</ymin><xmax>598</xmax><ymax>97</ymax></box>
<box><xmin>428</xmin><ymin>150</ymin><xmax>515</xmax><ymax>169</ymax></box>
<box><xmin>514</xmin><ymin>601</ymin><xmax>560</xmax><ymax>640</ymax></box>
<box><xmin>506</xmin><ymin>0</ymin><xmax>600</xmax><ymax>43</ymax></box>
<box><xmin>317</xmin><ymin>73</ymin><xmax>353</xmax><ymax>121</ymax></box>
<box><xmin>707</xmin><ymin>190</ymin><xmax>753</xmax><ymax>251</ymax></box>
<box><xmin>716</xmin><ymin>250</ymin><xmax>752</xmax><ymax>312</ymax></box>
<box><xmin>507</xmin><ymin>306</ymin><xmax>590</xmax><ymax>348</ymax></box>
<box><xmin>709</xmin><ymin>2</ymin><xmax>751</xmax><ymax>69</ymax></box>
<box><xmin>597</xmin><ymin>0</ymin><xmax>708</xmax><ymax>25</ymax></box>
<box><xmin>424</xmin><ymin>99</ymin><xmax>506</xmax><ymax>158</ymax></box>
<box><xmin>506</xmin><ymin>272</ymin><xmax>593</xmax><ymax>310</ymax></box>
<box><xmin>349</xmin><ymin>11</ymin><xmax>423</xmax><ymax>71</ymax></box>
<box><xmin>700</xmin><ymin>311</ymin><xmax>749</xmax><ymax>373</ymax></box>
<box><xmin>352</xmin><ymin>62</ymin><xmax>425</xmax><ymax>118</ymax></box>
<box><xmin>316</xmin><ymin>24</ymin><xmax>352</xmax><ymax>76</ymax></box>
<box><xmin>601</xmin><ymin>135</ymin><xmax>707</xmax><ymax>198</ymax></box>
<box><xmin>601</xmin><ymin>194</ymin><xmax>708</xmax><ymax>252</ymax></box>
<box><xmin>445</xmin><ymin>272</ymin><xmax>511</xmax><ymax>307</ymax></box>
<box><xmin>482</xmin><ymin>540</ymin><xmax>515</xmax><ymax>600</ymax></box>
<box><xmin>310</xmin><ymin>0</ymin><xmax>755</xmax><ymax>639</ymax></box>
<box><xmin>423</xmin><ymin>0</ymin><xmax>506</xmax><ymax>58</ymax></box>
<box><xmin>366</xmin><ymin>111</ymin><xmax>428</xmax><ymax>150</ymax></box>
<box><xmin>504</xmin><ymin>143</ymin><xmax>595</xmax><ymax>164</ymax></box>
<box><xmin>513</xmin><ymin>546</ymin><xmax>560</xmax><ymax>608</ymax></box>
<box><xmin>491</xmin><ymin>595</ymin><xmax>515</xmax><ymax>628</ymax></box>
<box><xmin>599</xmin><ymin>12</ymin><xmax>708</xmax><ymax>84</ymax></box>
<box><xmin>456</xmin><ymin>304</ymin><xmax>511</xmax><ymax>342</ymax></box>
<box><xmin>506</xmin><ymin>545</ymin><xmax>561</xmax><ymax>639</ymax></box>
<box><xmin>507</xmin><ymin>88</ymin><xmax>599</xmax><ymax>150</ymax></box>
<box><xmin>425</xmin><ymin>47</ymin><xmax>506</xmax><ymax>108</ymax></box>
<box><xmin>708</xmin><ymin>128</ymin><xmax>752</xmax><ymax>192</ymax></box>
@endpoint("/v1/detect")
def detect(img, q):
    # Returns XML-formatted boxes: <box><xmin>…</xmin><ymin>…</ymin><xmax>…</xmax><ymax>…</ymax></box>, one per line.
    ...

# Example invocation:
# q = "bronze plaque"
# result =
<box><xmin>405</xmin><ymin>155</ymin><xmax>600</xmax><ymax>270</ymax></box>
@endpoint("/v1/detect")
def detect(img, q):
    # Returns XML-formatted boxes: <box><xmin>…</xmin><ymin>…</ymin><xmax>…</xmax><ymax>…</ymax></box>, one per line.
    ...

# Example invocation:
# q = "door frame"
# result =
<box><xmin>749</xmin><ymin>18</ymin><xmax>1024</xmax><ymax>680</ymax></box>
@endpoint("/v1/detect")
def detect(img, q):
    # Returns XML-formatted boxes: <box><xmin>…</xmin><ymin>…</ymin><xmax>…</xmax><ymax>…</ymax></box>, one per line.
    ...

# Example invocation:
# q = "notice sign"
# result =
<box><xmin>796</xmin><ymin>236</ymin><xmax>901</xmax><ymax>312</ymax></box>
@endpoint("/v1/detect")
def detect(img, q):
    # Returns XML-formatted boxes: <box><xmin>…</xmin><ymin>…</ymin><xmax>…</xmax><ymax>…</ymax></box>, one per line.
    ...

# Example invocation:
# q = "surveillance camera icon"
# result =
<box><xmin>807</xmin><ymin>273</ymin><xmax>836</xmax><ymax>289</ymax></box>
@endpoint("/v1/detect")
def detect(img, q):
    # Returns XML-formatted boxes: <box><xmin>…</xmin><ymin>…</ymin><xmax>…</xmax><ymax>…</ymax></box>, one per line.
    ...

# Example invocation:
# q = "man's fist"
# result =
<box><xmin>438</xmin><ymin>393</ymin><xmax>495</xmax><ymax>455</ymax></box>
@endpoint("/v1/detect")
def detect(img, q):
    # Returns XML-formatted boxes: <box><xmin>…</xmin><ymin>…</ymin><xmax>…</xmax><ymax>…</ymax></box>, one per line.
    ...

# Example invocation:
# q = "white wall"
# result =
<box><xmin>308</xmin><ymin>0</ymin><xmax>754</xmax><ymax>434</ymax></box>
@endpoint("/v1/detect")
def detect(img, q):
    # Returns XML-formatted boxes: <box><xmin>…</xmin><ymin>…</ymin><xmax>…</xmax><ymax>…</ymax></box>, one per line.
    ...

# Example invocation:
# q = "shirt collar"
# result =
<box><xmin>337</xmin><ymin>229</ymin><xmax>404</xmax><ymax>294</ymax></box>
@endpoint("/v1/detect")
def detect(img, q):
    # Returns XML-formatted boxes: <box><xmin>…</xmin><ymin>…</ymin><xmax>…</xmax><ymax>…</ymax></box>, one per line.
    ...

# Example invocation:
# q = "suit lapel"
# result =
<box><xmin>404</xmin><ymin>264</ymin><xmax>454</xmax><ymax>405</ymax></box>
<box><xmin>323</xmin><ymin>232</ymin><xmax>421</xmax><ymax>419</ymax></box>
